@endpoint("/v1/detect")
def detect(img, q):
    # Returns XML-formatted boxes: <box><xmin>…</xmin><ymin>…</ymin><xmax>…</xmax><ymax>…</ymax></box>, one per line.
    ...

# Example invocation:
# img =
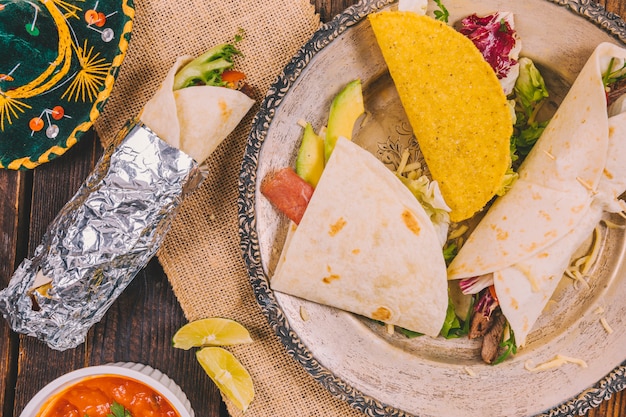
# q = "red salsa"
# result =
<box><xmin>36</xmin><ymin>375</ymin><xmax>181</xmax><ymax>417</ymax></box>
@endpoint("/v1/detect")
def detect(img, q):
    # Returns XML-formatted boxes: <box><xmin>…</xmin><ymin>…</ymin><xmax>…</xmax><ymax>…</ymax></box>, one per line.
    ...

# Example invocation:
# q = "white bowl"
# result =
<box><xmin>19</xmin><ymin>362</ymin><xmax>195</xmax><ymax>417</ymax></box>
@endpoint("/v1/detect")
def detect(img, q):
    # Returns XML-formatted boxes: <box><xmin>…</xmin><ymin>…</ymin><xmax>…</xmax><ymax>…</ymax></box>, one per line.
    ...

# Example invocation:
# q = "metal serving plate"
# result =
<box><xmin>239</xmin><ymin>1</ymin><xmax>626</xmax><ymax>416</ymax></box>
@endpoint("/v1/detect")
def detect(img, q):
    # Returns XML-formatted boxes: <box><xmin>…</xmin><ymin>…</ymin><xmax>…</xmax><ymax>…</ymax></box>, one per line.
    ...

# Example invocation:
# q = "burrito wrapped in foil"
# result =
<box><xmin>0</xmin><ymin>121</ymin><xmax>204</xmax><ymax>350</ymax></box>
<box><xmin>0</xmin><ymin>45</ymin><xmax>254</xmax><ymax>350</ymax></box>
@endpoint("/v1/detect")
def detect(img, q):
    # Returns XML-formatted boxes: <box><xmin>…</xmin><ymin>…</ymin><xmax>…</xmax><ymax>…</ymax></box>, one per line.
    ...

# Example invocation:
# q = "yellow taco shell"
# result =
<box><xmin>369</xmin><ymin>11</ymin><xmax>512</xmax><ymax>222</ymax></box>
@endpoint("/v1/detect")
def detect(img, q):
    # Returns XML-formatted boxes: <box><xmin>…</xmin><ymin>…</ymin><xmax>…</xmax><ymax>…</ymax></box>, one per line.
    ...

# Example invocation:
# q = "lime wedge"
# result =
<box><xmin>196</xmin><ymin>347</ymin><xmax>255</xmax><ymax>412</ymax></box>
<box><xmin>172</xmin><ymin>318</ymin><xmax>252</xmax><ymax>350</ymax></box>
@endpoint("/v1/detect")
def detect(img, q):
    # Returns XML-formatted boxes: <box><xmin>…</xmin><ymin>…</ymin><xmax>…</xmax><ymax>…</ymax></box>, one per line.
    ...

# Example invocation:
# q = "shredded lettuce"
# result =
<box><xmin>440</xmin><ymin>300</ymin><xmax>462</xmax><ymax>338</ymax></box>
<box><xmin>515</xmin><ymin>57</ymin><xmax>549</xmax><ymax>114</ymax></box>
<box><xmin>440</xmin><ymin>294</ymin><xmax>474</xmax><ymax>339</ymax></box>
<box><xmin>495</xmin><ymin>167</ymin><xmax>519</xmax><ymax>196</ymax></box>
<box><xmin>458</xmin><ymin>12</ymin><xmax>520</xmax><ymax>95</ymax></box>
<box><xmin>509</xmin><ymin>57</ymin><xmax>550</xmax><ymax>165</ymax></box>
<box><xmin>459</xmin><ymin>275</ymin><xmax>494</xmax><ymax>295</ymax></box>
<box><xmin>380</xmin><ymin>295</ymin><xmax>471</xmax><ymax>340</ymax></box>
<box><xmin>172</xmin><ymin>31</ymin><xmax>245</xmax><ymax>91</ymax></box>
<box><xmin>172</xmin><ymin>43</ymin><xmax>241</xmax><ymax>90</ymax></box>
<box><xmin>396</xmin><ymin>174</ymin><xmax>451</xmax><ymax>245</ymax></box>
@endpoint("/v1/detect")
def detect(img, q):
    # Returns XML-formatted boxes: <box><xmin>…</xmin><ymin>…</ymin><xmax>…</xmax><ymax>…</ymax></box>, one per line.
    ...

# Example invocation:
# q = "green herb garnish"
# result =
<box><xmin>602</xmin><ymin>57</ymin><xmax>626</xmax><ymax>87</ymax></box>
<box><xmin>443</xmin><ymin>242</ymin><xmax>458</xmax><ymax>266</ymax></box>
<box><xmin>491</xmin><ymin>325</ymin><xmax>517</xmax><ymax>365</ymax></box>
<box><xmin>433</xmin><ymin>0</ymin><xmax>449</xmax><ymax>22</ymax></box>
<box><xmin>107</xmin><ymin>401</ymin><xmax>132</xmax><ymax>417</ymax></box>
<box><xmin>498</xmin><ymin>18</ymin><xmax>508</xmax><ymax>33</ymax></box>
<box><xmin>397</xmin><ymin>326</ymin><xmax>423</xmax><ymax>338</ymax></box>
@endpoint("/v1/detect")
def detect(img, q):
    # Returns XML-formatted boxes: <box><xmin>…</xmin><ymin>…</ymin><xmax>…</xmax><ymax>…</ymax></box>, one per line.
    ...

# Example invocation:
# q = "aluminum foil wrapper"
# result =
<box><xmin>0</xmin><ymin>120</ymin><xmax>206</xmax><ymax>350</ymax></box>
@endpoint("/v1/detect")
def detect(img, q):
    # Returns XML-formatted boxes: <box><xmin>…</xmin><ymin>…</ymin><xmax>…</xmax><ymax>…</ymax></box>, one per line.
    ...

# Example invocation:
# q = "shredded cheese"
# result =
<box><xmin>600</xmin><ymin>317</ymin><xmax>614</xmax><ymax>334</ymax></box>
<box><xmin>565</xmin><ymin>225</ymin><xmax>602</xmax><ymax>289</ymax></box>
<box><xmin>524</xmin><ymin>354</ymin><xmax>588</xmax><ymax>372</ymax></box>
<box><xmin>406</xmin><ymin>170</ymin><xmax>419</xmax><ymax>180</ymax></box>
<box><xmin>299</xmin><ymin>305</ymin><xmax>309</xmax><ymax>321</ymax></box>
<box><xmin>583</xmin><ymin>226</ymin><xmax>602</xmax><ymax>275</ymax></box>
<box><xmin>576</xmin><ymin>176</ymin><xmax>597</xmax><ymax>194</ymax></box>
<box><xmin>396</xmin><ymin>149</ymin><xmax>411</xmax><ymax>175</ymax></box>
<box><xmin>464</xmin><ymin>366</ymin><xmax>476</xmax><ymax>377</ymax></box>
<box><xmin>543</xmin><ymin>149</ymin><xmax>556</xmax><ymax>160</ymax></box>
<box><xmin>297</xmin><ymin>118</ymin><xmax>308</xmax><ymax>128</ymax></box>
<box><xmin>594</xmin><ymin>306</ymin><xmax>605</xmax><ymax>315</ymax></box>
<box><xmin>402</xmin><ymin>162</ymin><xmax>422</xmax><ymax>173</ymax></box>
<box><xmin>602</xmin><ymin>218</ymin><xmax>626</xmax><ymax>229</ymax></box>
<box><xmin>516</xmin><ymin>264</ymin><xmax>540</xmax><ymax>292</ymax></box>
<box><xmin>386</xmin><ymin>323</ymin><xmax>395</xmax><ymax>335</ymax></box>
<box><xmin>448</xmin><ymin>224</ymin><xmax>469</xmax><ymax>240</ymax></box>
<box><xmin>564</xmin><ymin>267</ymin><xmax>590</xmax><ymax>290</ymax></box>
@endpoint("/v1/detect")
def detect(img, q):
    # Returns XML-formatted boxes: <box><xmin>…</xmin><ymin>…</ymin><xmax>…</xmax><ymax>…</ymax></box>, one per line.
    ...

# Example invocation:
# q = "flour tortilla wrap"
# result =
<box><xmin>495</xmin><ymin>112</ymin><xmax>626</xmax><ymax>346</ymax></box>
<box><xmin>448</xmin><ymin>43</ymin><xmax>626</xmax><ymax>346</ymax></box>
<box><xmin>140</xmin><ymin>56</ymin><xmax>255</xmax><ymax>163</ymax></box>
<box><xmin>270</xmin><ymin>137</ymin><xmax>448</xmax><ymax>337</ymax></box>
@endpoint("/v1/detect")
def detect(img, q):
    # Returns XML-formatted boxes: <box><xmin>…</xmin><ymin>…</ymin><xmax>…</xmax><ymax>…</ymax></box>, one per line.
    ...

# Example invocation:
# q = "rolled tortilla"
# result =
<box><xmin>270</xmin><ymin>137</ymin><xmax>448</xmax><ymax>337</ymax></box>
<box><xmin>448</xmin><ymin>42</ymin><xmax>626</xmax><ymax>346</ymax></box>
<box><xmin>140</xmin><ymin>56</ymin><xmax>255</xmax><ymax>163</ymax></box>
<box><xmin>495</xmin><ymin>110</ymin><xmax>626</xmax><ymax>346</ymax></box>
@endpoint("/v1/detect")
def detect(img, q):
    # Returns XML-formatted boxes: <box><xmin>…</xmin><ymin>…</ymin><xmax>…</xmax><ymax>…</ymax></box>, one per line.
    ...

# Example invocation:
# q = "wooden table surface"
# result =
<box><xmin>1</xmin><ymin>1</ymin><xmax>626</xmax><ymax>416</ymax></box>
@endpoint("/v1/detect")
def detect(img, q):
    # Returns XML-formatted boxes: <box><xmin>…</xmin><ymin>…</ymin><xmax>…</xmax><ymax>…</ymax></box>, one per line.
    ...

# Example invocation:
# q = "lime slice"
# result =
<box><xmin>172</xmin><ymin>318</ymin><xmax>252</xmax><ymax>350</ymax></box>
<box><xmin>196</xmin><ymin>347</ymin><xmax>254</xmax><ymax>412</ymax></box>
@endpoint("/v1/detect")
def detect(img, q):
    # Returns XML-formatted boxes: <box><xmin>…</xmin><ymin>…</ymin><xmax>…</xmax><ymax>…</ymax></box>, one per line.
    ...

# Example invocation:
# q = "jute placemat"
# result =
<box><xmin>94</xmin><ymin>0</ymin><xmax>364</xmax><ymax>415</ymax></box>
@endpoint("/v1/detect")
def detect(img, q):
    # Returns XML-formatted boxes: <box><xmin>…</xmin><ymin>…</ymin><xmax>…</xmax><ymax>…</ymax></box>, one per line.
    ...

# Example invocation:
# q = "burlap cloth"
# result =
<box><xmin>94</xmin><ymin>0</ymin><xmax>364</xmax><ymax>416</ymax></box>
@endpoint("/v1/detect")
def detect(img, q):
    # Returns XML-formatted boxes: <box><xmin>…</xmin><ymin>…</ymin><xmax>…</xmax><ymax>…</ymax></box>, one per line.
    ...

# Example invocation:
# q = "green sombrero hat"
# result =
<box><xmin>0</xmin><ymin>0</ymin><xmax>133</xmax><ymax>169</ymax></box>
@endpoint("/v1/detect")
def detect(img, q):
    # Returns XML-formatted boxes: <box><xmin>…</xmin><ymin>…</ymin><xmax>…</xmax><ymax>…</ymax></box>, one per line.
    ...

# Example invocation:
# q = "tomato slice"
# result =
<box><xmin>221</xmin><ymin>70</ymin><xmax>246</xmax><ymax>83</ymax></box>
<box><xmin>488</xmin><ymin>284</ymin><xmax>499</xmax><ymax>304</ymax></box>
<box><xmin>261</xmin><ymin>167</ymin><xmax>314</xmax><ymax>225</ymax></box>
<box><xmin>221</xmin><ymin>70</ymin><xmax>247</xmax><ymax>89</ymax></box>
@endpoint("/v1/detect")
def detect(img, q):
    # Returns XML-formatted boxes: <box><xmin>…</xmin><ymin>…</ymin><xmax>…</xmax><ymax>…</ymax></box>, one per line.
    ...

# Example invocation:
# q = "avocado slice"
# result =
<box><xmin>295</xmin><ymin>123</ymin><xmax>325</xmax><ymax>187</ymax></box>
<box><xmin>324</xmin><ymin>79</ymin><xmax>365</xmax><ymax>162</ymax></box>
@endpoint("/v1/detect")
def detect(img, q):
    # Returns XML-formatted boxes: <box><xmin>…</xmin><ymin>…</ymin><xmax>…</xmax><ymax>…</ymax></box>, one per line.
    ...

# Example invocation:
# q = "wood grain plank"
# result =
<box><xmin>311</xmin><ymin>0</ymin><xmax>355</xmax><ymax>21</ymax></box>
<box><xmin>12</xmin><ymin>133</ymin><xmax>100</xmax><ymax>415</ymax></box>
<box><xmin>603</xmin><ymin>0</ymin><xmax>626</xmax><ymax>16</ymax></box>
<box><xmin>0</xmin><ymin>170</ymin><xmax>26</xmax><ymax>287</ymax></box>
<box><xmin>0</xmin><ymin>168</ymin><xmax>27</xmax><ymax>417</ymax></box>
